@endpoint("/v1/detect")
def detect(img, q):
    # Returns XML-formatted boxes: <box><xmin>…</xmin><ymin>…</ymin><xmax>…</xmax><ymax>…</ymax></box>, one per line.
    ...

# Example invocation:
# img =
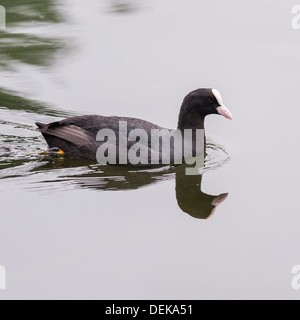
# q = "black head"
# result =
<box><xmin>178</xmin><ymin>88</ymin><xmax>233</xmax><ymax>130</ymax></box>
<box><xmin>183</xmin><ymin>88</ymin><xmax>233</xmax><ymax>119</ymax></box>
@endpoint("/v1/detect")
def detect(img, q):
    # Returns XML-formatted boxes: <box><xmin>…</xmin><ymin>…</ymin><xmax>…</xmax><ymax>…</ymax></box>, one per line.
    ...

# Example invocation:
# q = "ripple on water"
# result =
<box><xmin>0</xmin><ymin>133</ymin><xmax>230</xmax><ymax>195</ymax></box>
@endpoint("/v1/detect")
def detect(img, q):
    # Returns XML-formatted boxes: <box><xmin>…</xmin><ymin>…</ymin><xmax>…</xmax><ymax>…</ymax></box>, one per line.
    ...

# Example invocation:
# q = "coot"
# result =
<box><xmin>36</xmin><ymin>88</ymin><xmax>232</xmax><ymax>164</ymax></box>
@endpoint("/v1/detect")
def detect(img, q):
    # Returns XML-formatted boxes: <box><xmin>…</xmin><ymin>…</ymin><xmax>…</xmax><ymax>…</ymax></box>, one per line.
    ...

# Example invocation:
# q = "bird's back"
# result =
<box><xmin>36</xmin><ymin>115</ymin><xmax>165</xmax><ymax>161</ymax></box>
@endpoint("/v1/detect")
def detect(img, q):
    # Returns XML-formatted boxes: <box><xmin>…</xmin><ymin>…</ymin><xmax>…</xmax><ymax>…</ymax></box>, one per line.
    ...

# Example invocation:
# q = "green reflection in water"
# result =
<box><xmin>0</xmin><ymin>88</ymin><xmax>77</xmax><ymax>117</ymax></box>
<box><xmin>0</xmin><ymin>1</ymin><xmax>76</xmax><ymax>177</ymax></box>
<box><xmin>109</xmin><ymin>0</ymin><xmax>137</xmax><ymax>13</ymax></box>
<box><xmin>0</xmin><ymin>0</ymin><xmax>65</xmax><ymax>67</ymax></box>
<box><xmin>1</xmin><ymin>0</ymin><xmax>61</xmax><ymax>24</ymax></box>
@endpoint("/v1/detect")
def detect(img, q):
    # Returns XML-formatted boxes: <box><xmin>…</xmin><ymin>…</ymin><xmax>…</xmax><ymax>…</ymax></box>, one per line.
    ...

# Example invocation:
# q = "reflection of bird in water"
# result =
<box><xmin>35</xmin><ymin>88</ymin><xmax>232</xmax><ymax>218</ymax></box>
<box><xmin>175</xmin><ymin>166</ymin><xmax>228</xmax><ymax>219</ymax></box>
<box><xmin>37</xmin><ymin>142</ymin><xmax>229</xmax><ymax>219</ymax></box>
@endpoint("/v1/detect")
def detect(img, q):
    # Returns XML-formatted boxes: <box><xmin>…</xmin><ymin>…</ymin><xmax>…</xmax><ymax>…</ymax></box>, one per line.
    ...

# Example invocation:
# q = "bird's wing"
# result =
<box><xmin>38</xmin><ymin>124</ymin><xmax>92</xmax><ymax>147</ymax></box>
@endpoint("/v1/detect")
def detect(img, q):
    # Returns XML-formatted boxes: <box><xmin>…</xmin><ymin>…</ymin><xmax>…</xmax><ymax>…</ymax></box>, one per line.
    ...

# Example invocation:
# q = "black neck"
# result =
<box><xmin>177</xmin><ymin>102</ymin><xmax>205</xmax><ymax>131</ymax></box>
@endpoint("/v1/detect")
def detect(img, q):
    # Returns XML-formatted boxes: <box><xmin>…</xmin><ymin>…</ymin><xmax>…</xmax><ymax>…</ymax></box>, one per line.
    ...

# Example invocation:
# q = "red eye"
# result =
<box><xmin>208</xmin><ymin>98</ymin><xmax>213</xmax><ymax>103</ymax></box>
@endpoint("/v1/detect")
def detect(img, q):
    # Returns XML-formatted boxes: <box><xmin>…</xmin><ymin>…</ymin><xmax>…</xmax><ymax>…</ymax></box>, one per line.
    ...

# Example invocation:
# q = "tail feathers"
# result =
<box><xmin>35</xmin><ymin>122</ymin><xmax>46</xmax><ymax>130</ymax></box>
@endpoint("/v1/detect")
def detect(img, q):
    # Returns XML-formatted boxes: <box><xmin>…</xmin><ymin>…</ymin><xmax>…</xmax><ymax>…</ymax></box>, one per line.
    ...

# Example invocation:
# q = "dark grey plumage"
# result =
<box><xmin>36</xmin><ymin>88</ymin><xmax>232</xmax><ymax>163</ymax></box>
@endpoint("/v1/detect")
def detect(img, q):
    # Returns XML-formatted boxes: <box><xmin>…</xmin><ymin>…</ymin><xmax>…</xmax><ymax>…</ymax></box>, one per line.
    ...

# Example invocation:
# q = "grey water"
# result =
<box><xmin>0</xmin><ymin>0</ymin><xmax>300</xmax><ymax>299</ymax></box>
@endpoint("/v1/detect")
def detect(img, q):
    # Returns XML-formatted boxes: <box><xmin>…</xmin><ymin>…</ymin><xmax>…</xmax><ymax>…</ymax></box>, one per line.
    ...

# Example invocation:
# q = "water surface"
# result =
<box><xmin>0</xmin><ymin>0</ymin><xmax>300</xmax><ymax>299</ymax></box>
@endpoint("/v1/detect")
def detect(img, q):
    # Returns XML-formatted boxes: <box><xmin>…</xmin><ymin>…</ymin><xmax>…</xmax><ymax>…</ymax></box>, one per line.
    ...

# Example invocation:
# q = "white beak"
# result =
<box><xmin>217</xmin><ymin>105</ymin><xmax>233</xmax><ymax>120</ymax></box>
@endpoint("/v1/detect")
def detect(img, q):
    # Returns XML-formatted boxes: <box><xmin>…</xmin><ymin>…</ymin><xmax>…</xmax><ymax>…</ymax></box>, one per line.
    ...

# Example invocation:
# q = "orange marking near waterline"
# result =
<box><xmin>57</xmin><ymin>149</ymin><xmax>65</xmax><ymax>156</ymax></box>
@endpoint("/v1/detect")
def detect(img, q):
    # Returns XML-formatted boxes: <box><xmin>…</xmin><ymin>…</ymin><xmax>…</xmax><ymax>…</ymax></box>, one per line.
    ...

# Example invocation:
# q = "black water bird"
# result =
<box><xmin>36</xmin><ymin>88</ymin><xmax>233</xmax><ymax>164</ymax></box>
